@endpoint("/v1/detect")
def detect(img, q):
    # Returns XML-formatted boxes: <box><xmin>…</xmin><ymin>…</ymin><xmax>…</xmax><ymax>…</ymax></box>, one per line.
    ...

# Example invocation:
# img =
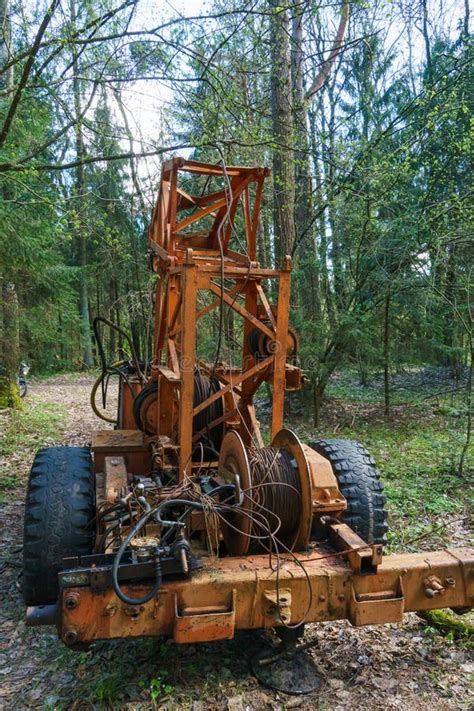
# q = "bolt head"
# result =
<box><xmin>63</xmin><ymin>629</ymin><xmax>78</xmax><ymax>645</ymax></box>
<box><xmin>65</xmin><ymin>596</ymin><xmax>78</xmax><ymax>610</ymax></box>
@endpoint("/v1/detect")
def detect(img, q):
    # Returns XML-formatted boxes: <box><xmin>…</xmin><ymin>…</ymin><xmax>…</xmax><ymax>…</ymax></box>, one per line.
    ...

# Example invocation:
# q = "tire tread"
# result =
<box><xmin>23</xmin><ymin>446</ymin><xmax>95</xmax><ymax>605</ymax></box>
<box><xmin>309</xmin><ymin>438</ymin><xmax>388</xmax><ymax>544</ymax></box>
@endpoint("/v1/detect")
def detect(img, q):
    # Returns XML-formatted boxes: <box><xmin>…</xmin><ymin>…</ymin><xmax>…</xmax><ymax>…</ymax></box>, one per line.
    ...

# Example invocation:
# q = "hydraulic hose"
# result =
<box><xmin>111</xmin><ymin>508</ymin><xmax>161</xmax><ymax>605</ymax></box>
<box><xmin>93</xmin><ymin>316</ymin><xmax>145</xmax><ymax>384</ymax></box>
<box><xmin>90</xmin><ymin>373</ymin><xmax>118</xmax><ymax>423</ymax></box>
<box><xmin>111</xmin><ymin>485</ymin><xmax>242</xmax><ymax>605</ymax></box>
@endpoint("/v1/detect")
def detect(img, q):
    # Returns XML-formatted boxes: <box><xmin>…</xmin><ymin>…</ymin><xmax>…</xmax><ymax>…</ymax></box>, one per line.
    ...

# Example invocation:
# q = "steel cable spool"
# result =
<box><xmin>247</xmin><ymin>447</ymin><xmax>301</xmax><ymax>544</ymax></box>
<box><xmin>192</xmin><ymin>370</ymin><xmax>224</xmax><ymax>453</ymax></box>
<box><xmin>218</xmin><ymin>430</ymin><xmax>312</xmax><ymax>555</ymax></box>
<box><xmin>247</xmin><ymin>321</ymin><xmax>298</xmax><ymax>360</ymax></box>
<box><xmin>134</xmin><ymin>370</ymin><xmax>224</xmax><ymax>454</ymax></box>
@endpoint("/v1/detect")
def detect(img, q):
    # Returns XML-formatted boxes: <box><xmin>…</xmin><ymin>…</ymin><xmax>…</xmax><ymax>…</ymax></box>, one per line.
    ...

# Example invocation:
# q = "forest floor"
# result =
<box><xmin>0</xmin><ymin>371</ymin><xmax>472</xmax><ymax>710</ymax></box>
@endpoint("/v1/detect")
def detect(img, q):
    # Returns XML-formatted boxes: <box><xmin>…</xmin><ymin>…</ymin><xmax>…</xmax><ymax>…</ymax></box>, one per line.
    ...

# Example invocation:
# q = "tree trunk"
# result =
<box><xmin>269</xmin><ymin>0</ymin><xmax>295</xmax><ymax>264</ymax></box>
<box><xmin>125</xmin><ymin>281</ymin><xmax>141</xmax><ymax>359</ymax></box>
<box><xmin>383</xmin><ymin>290</ymin><xmax>391</xmax><ymax>419</ymax></box>
<box><xmin>309</xmin><ymin>104</ymin><xmax>333</xmax><ymax>327</ymax></box>
<box><xmin>70</xmin><ymin>0</ymin><xmax>93</xmax><ymax>367</ymax></box>
<box><xmin>463</xmin><ymin>0</ymin><xmax>470</xmax><ymax>39</ymax></box>
<box><xmin>291</xmin><ymin>11</ymin><xmax>314</xmax><ymax>262</ymax></box>
<box><xmin>114</xmin><ymin>90</ymin><xmax>150</xmax><ymax>355</ymax></box>
<box><xmin>458</xmin><ymin>337</ymin><xmax>473</xmax><ymax>476</ymax></box>
<box><xmin>312</xmin><ymin>380</ymin><xmax>322</xmax><ymax>428</ymax></box>
<box><xmin>112</xmin><ymin>277</ymin><xmax>123</xmax><ymax>354</ymax></box>
<box><xmin>257</xmin><ymin>215</ymin><xmax>270</xmax><ymax>269</ymax></box>
<box><xmin>443</xmin><ymin>243</ymin><xmax>458</xmax><ymax>371</ymax></box>
<box><xmin>421</xmin><ymin>0</ymin><xmax>432</xmax><ymax>77</ymax></box>
<box><xmin>0</xmin><ymin>0</ymin><xmax>13</xmax><ymax>92</ymax></box>
<box><xmin>325</xmin><ymin>81</ymin><xmax>344</xmax><ymax>309</ymax></box>
<box><xmin>0</xmin><ymin>282</ymin><xmax>20</xmax><ymax>408</ymax></box>
<box><xmin>0</xmin><ymin>1</ymin><xmax>20</xmax><ymax>408</ymax></box>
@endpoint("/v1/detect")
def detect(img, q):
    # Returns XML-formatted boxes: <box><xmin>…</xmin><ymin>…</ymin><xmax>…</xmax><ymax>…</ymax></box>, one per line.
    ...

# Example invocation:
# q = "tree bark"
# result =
<box><xmin>463</xmin><ymin>0</ymin><xmax>470</xmax><ymax>39</ymax></box>
<box><xmin>269</xmin><ymin>0</ymin><xmax>295</xmax><ymax>264</ymax></box>
<box><xmin>324</xmin><ymin>80</ymin><xmax>344</xmax><ymax>308</ymax></box>
<box><xmin>0</xmin><ymin>0</ymin><xmax>59</xmax><ymax>149</ymax></box>
<box><xmin>0</xmin><ymin>0</ymin><xmax>13</xmax><ymax>92</ymax></box>
<box><xmin>0</xmin><ymin>1</ymin><xmax>20</xmax><ymax>407</ymax></box>
<box><xmin>458</xmin><ymin>338</ymin><xmax>473</xmax><ymax>476</ymax></box>
<box><xmin>420</xmin><ymin>0</ymin><xmax>432</xmax><ymax>77</ymax></box>
<box><xmin>70</xmin><ymin>0</ymin><xmax>93</xmax><ymax>367</ymax></box>
<box><xmin>291</xmin><ymin>11</ymin><xmax>314</xmax><ymax>262</ymax></box>
<box><xmin>305</xmin><ymin>1</ymin><xmax>349</xmax><ymax>100</ymax></box>
<box><xmin>383</xmin><ymin>290</ymin><xmax>391</xmax><ymax>419</ymax></box>
<box><xmin>309</xmin><ymin>104</ymin><xmax>333</xmax><ymax>327</ymax></box>
<box><xmin>0</xmin><ymin>282</ymin><xmax>20</xmax><ymax>408</ymax></box>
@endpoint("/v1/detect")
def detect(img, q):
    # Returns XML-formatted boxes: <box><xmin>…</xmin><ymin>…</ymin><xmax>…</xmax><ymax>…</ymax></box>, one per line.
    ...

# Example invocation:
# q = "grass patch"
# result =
<box><xmin>32</xmin><ymin>634</ymin><xmax>248</xmax><ymax>709</ymax></box>
<box><xmin>32</xmin><ymin>368</ymin><xmax>102</xmax><ymax>381</ymax></box>
<box><xmin>419</xmin><ymin>610</ymin><xmax>474</xmax><ymax>643</ymax></box>
<box><xmin>292</xmin><ymin>370</ymin><xmax>473</xmax><ymax>551</ymax></box>
<box><xmin>0</xmin><ymin>402</ymin><xmax>67</xmax><ymax>456</ymax></box>
<box><xmin>0</xmin><ymin>402</ymin><xmax>67</xmax><ymax>499</ymax></box>
<box><xmin>308</xmin><ymin>419</ymin><xmax>471</xmax><ymax>550</ymax></box>
<box><xmin>91</xmin><ymin>673</ymin><xmax>126</xmax><ymax>707</ymax></box>
<box><xmin>0</xmin><ymin>473</ymin><xmax>16</xmax><ymax>492</ymax></box>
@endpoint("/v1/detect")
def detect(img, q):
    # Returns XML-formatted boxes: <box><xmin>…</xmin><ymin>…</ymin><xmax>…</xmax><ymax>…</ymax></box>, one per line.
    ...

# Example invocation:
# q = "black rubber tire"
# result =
<box><xmin>308</xmin><ymin>439</ymin><xmax>388</xmax><ymax>544</ymax></box>
<box><xmin>23</xmin><ymin>446</ymin><xmax>95</xmax><ymax>605</ymax></box>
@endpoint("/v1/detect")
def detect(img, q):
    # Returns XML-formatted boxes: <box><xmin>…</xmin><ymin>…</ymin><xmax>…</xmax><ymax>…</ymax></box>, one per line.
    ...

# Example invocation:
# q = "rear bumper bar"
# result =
<box><xmin>28</xmin><ymin>546</ymin><xmax>473</xmax><ymax>646</ymax></box>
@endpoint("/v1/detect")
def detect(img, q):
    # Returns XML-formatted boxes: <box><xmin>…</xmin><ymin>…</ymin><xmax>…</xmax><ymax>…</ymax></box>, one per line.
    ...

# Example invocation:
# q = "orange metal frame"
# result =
<box><xmin>147</xmin><ymin>157</ymin><xmax>294</xmax><ymax>474</ymax></box>
<box><xmin>59</xmin><ymin>547</ymin><xmax>474</xmax><ymax>644</ymax></box>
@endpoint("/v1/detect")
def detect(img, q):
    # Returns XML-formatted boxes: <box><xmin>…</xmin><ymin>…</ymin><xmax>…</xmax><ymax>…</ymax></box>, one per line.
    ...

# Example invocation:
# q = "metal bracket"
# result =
<box><xmin>350</xmin><ymin>577</ymin><xmax>404</xmax><ymax>626</ymax></box>
<box><xmin>327</xmin><ymin>521</ymin><xmax>383</xmax><ymax>575</ymax></box>
<box><xmin>173</xmin><ymin>590</ymin><xmax>236</xmax><ymax>643</ymax></box>
<box><xmin>262</xmin><ymin>588</ymin><xmax>292</xmax><ymax>624</ymax></box>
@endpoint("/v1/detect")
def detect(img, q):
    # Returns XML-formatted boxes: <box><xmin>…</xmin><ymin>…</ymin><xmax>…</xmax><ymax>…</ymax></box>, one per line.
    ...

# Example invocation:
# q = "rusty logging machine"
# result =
<box><xmin>24</xmin><ymin>158</ymin><xmax>472</xmax><ymax>691</ymax></box>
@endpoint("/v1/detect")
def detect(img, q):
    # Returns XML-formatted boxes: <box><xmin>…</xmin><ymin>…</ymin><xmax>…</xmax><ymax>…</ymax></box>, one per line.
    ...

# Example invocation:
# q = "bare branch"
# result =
<box><xmin>0</xmin><ymin>144</ymin><xmax>195</xmax><ymax>173</ymax></box>
<box><xmin>305</xmin><ymin>0</ymin><xmax>349</xmax><ymax>100</ymax></box>
<box><xmin>0</xmin><ymin>0</ymin><xmax>59</xmax><ymax>149</ymax></box>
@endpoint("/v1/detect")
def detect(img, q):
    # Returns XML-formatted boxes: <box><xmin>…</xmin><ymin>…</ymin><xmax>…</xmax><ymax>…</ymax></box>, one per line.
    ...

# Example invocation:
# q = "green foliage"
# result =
<box><xmin>0</xmin><ymin>2</ymin><xmax>155</xmax><ymax>376</ymax></box>
<box><xmin>91</xmin><ymin>673</ymin><xmax>125</xmax><ymax>706</ymax></box>
<box><xmin>147</xmin><ymin>672</ymin><xmax>174</xmax><ymax>702</ymax></box>
<box><xmin>0</xmin><ymin>0</ymin><xmax>472</xmax><ymax>461</ymax></box>
<box><xmin>0</xmin><ymin>400</ymin><xmax>66</xmax><ymax>500</ymax></box>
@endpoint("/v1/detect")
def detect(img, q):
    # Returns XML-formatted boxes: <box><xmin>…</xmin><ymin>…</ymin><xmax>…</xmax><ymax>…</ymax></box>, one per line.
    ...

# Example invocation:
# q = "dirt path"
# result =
<box><xmin>0</xmin><ymin>377</ymin><xmax>472</xmax><ymax>710</ymax></box>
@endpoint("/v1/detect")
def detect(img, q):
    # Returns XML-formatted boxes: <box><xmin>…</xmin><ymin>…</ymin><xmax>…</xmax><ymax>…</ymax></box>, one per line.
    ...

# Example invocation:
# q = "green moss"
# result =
<box><xmin>0</xmin><ymin>378</ymin><xmax>22</xmax><ymax>409</ymax></box>
<box><xmin>420</xmin><ymin>609</ymin><xmax>474</xmax><ymax>640</ymax></box>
